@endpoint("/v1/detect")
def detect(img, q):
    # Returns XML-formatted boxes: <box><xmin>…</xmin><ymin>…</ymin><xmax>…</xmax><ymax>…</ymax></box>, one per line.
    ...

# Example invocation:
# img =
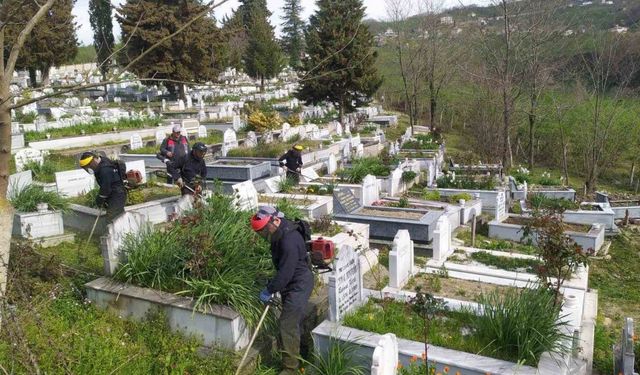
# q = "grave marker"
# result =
<box><xmin>388</xmin><ymin>167</ymin><xmax>403</xmax><ymax>197</ymax></box>
<box><xmin>55</xmin><ymin>169</ymin><xmax>96</xmax><ymax>197</ymax></box>
<box><xmin>263</xmin><ymin>131</ymin><xmax>274</xmax><ymax>144</ymax></box>
<box><xmin>614</xmin><ymin>317</ymin><xmax>637</xmax><ymax>375</ymax></box>
<box><xmin>232</xmin><ymin>115</ymin><xmax>243</xmax><ymax>131</ymax></box>
<box><xmin>264</xmin><ymin>175</ymin><xmax>283</xmax><ymax>193</ymax></box>
<box><xmin>130</xmin><ymin>133</ymin><xmax>143</xmax><ymax>150</ymax></box>
<box><xmin>178</xmin><ymin>99</ymin><xmax>185</xmax><ymax>111</ymax></box>
<box><xmin>389</xmin><ymin>230</ymin><xmax>414</xmax><ymax>289</ymax></box>
<box><xmin>7</xmin><ymin>170</ymin><xmax>32</xmax><ymax>199</ymax></box>
<box><xmin>300</xmin><ymin>168</ymin><xmax>319</xmax><ymax>182</ymax></box>
<box><xmin>245</xmin><ymin>131</ymin><xmax>258</xmax><ymax>148</ymax></box>
<box><xmin>371</xmin><ymin>333</ymin><xmax>399</xmax><ymax>375</ymax></box>
<box><xmin>125</xmin><ymin>160</ymin><xmax>147</xmax><ymax>184</ymax></box>
<box><xmin>361</xmin><ymin>174</ymin><xmax>379</xmax><ymax>206</ymax></box>
<box><xmin>101</xmin><ymin>211</ymin><xmax>149</xmax><ymax>276</ymax></box>
<box><xmin>328</xmin><ymin>244</ymin><xmax>363</xmax><ymax>321</ymax></box>
<box><xmin>232</xmin><ymin>180</ymin><xmax>259</xmax><ymax>212</ymax></box>
<box><xmin>327</xmin><ymin>153</ymin><xmax>338</xmax><ymax>175</ymax></box>
<box><xmin>432</xmin><ymin>215</ymin><xmax>452</xmax><ymax>262</ymax></box>
<box><xmin>14</xmin><ymin>148</ymin><xmax>44</xmax><ymax>172</ymax></box>
<box><xmin>198</xmin><ymin>125</ymin><xmax>207</xmax><ymax>139</ymax></box>
<box><xmin>155</xmin><ymin>130</ymin><xmax>166</xmax><ymax>145</ymax></box>
<box><xmin>495</xmin><ymin>191</ymin><xmax>507</xmax><ymax>221</ymax></box>
<box><xmin>222</xmin><ymin>128</ymin><xmax>238</xmax><ymax>156</ymax></box>
<box><xmin>333</xmin><ymin>188</ymin><xmax>361</xmax><ymax>214</ymax></box>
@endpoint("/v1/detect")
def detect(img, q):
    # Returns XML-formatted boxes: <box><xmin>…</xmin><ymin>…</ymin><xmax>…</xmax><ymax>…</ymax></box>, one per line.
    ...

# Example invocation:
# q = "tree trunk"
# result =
<box><xmin>178</xmin><ymin>84</ymin><xmax>186</xmax><ymax>101</ymax></box>
<box><xmin>260</xmin><ymin>76</ymin><xmax>264</xmax><ymax>93</ymax></box>
<box><xmin>28</xmin><ymin>68</ymin><xmax>38</xmax><ymax>87</ymax></box>
<box><xmin>0</xmin><ymin>100</ymin><xmax>14</xmax><ymax>304</ymax></box>
<box><xmin>41</xmin><ymin>65</ymin><xmax>50</xmax><ymax>87</ymax></box>
<box><xmin>528</xmin><ymin>110</ymin><xmax>535</xmax><ymax>170</ymax></box>
<box><xmin>502</xmin><ymin>96</ymin><xmax>511</xmax><ymax>169</ymax></box>
<box><xmin>562</xmin><ymin>142</ymin><xmax>570</xmax><ymax>186</ymax></box>
<box><xmin>630</xmin><ymin>161</ymin><xmax>635</xmax><ymax>188</ymax></box>
<box><xmin>429</xmin><ymin>80</ymin><xmax>436</xmax><ymax>131</ymax></box>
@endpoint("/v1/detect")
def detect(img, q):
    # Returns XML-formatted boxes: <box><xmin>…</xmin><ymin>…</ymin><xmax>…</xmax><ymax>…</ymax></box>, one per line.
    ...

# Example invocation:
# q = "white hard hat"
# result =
<box><xmin>172</xmin><ymin>123</ymin><xmax>182</xmax><ymax>133</ymax></box>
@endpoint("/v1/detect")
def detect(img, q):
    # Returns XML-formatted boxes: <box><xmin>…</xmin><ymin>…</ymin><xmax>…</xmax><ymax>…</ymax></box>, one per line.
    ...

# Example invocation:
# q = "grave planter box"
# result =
<box><xmin>488</xmin><ymin>215</ymin><xmax>605</xmax><ymax>253</ymax></box>
<box><xmin>119</xmin><ymin>153</ymin><xmax>165</xmax><ymax>169</ymax></box>
<box><xmin>64</xmin><ymin>197</ymin><xmax>182</xmax><ymax>235</ymax></box>
<box><xmin>424</xmin><ymin>188</ymin><xmax>505</xmax><ymax>214</ymax></box>
<box><xmin>259</xmin><ymin>193</ymin><xmax>333</xmax><ymax>219</ymax></box>
<box><xmin>85</xmin><ymin>277</ymin><xmax>250</xmax><ymax>350</ymax></box>
<box><xmin>528</xmin><ymin>187</ymin><xmax>577</xmax><ymax>201</ymax></box>
<box><xmin>334</xmin><ymin>207</ymin><xmax>441</xmax><ymax>243</ymax></box>
<box><xmin>13</xmin><ymin>210</ymin><xmax>64</xmax><ymax>239</ymax></box>
<box><xmin>33</xmin><ymin>181</ymin><xmax>58</xmax><ymax>193</ymax></box>
<box><xmin>206</xmin><ymin>160</ymin><xmax>271</xmax><ymax>182</ymax></box>
<box><xmin>380</xmin><ymin>197</ymin><xmax>474</xmax><ymax>229</ymax></box>
<box><xmin>28</xmin><ymin>127</ymin><xmax>160</xmax><ymax>152</ymax></box>
<box><xmin>611</xmin><ymin>205</ymin><xmax>640</xmax><ymax>220</ymax></box>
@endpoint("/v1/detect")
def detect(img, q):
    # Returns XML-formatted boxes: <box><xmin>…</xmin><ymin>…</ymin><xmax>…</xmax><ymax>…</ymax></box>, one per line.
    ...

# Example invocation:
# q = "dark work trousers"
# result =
<box><xmin>104</xmin><ymin>188</ymin><xmax>127</xmax><ymax>223</ymax></box>
<box><xmin>278</xmin><ymin>272</ymin><xmax>314</xmax><ymax>373</ymax></box>
<box><xmin>285</xmin><ymin>169</ymin><xmax>300</xmax><ymax>185</ymax></box>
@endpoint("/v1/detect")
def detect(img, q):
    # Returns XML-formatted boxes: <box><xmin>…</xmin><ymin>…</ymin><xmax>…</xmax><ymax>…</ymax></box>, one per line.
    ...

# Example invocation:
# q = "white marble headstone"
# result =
<box><xmin>14</xmin><ymin>148</ymin><xmax>44</xmax><ymax>172</ymax></box>
<box><xmin>263</xmin><ymin>131</ymin><xmax>273</xmax><ymax>144</ymax></box>
<box><xmin>327</xmin><ymin>153</ymin><xmax>338</xmax><ymax>175</ymax></box>
<box><xmin>232</xmin><ymin>115</ymin><xmax>243</xmax><ymax>131</ymax></box>
<box><xmin>245</xmin><ymin>131</ymin><xmax>258</xmax><ymax>148</ymax></box>
<box><xmin>55</xmin><ymin>169</ymin><xmax>96</xmax><ymax>197</ymax></box>
<box><xmin>432</xmin><ymin>215</ymin><xmax>452</xmax><ymax>262</ymax></box>
<box><xmin>130</xmin><ymin>133</ymin><xmax>143</xmax><ymax>150</ymax></box>
<box><xmin>198</xmin><ymin>125</ymin><xmax>207</xmax><ymax>139</ymax></box>
<box><xmin>7</xmin><ymin>170</ymin><xmax>32</xmax><ymax>199</ymax></box>
<box><xmin>361</xmin><ymin>174</ymin><xmax>379</xmax><ymax>206</ymax></box>
<box><xmin>155</xmin><ymin>130</ymin><xmax>166</xmax><ymax>145</ymax></box>
<box><xmin>389</xmin><ymin>230</ymin><xmax>414</xmax><ymax>289</ymax></box>
<box><xmin>222</xmin><ymin>128</ymin><xmax>238</xmax><ymax>156</ymax></box>
<box><xmin>329</xmin><ymin>244</ymin><xmax>363</xmax><ymax>322</ymax></box>
<box><xmin>231</xmin><ymin>180</ymin><xmax>259</xmax><ymax>212</ymax></box>
<box><xmin>178</xmin><ymin>99</ymin><xmax>185</xmax><ymax>111</ymax></box>
<box><xmin>371</xmin><ymin>333</ymin><xmax>399</xmax><ymax>375</ymax></box>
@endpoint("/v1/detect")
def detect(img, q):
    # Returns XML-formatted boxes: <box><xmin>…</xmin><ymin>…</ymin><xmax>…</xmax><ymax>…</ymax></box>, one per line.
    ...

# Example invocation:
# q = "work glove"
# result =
<box><xmin>176</xmin><ymin>178</ymin><xmax>184</xmax><ymax>187</ymax></box>
<box><xmin>259</xmin><ymin>289</ymin><xmax>272</xmax><ymax>304</ymax></box>
<box><xmin>166</xmin><ymin>151</ymin><xmax>174</xmax><ymax>158</ymax></box>
<box><xmin>163</xmin><ymin>158</ymin><xmax>170</xmax><ymax>164</ymax></box>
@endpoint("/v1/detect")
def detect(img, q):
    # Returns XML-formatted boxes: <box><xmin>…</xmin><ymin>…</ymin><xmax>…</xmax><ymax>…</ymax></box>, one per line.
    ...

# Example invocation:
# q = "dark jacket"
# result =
<box><xmin>168</xmin><ymin>150</ymin><xmax>207</xmax><ymax>190</ymax></box>
<box><xmin>278</xmin><ymin>149</ymin><xmax>303</xmax><ymax>171</ymax></box>
<box><xmin>94</xmin><ymin>157</ymin><xmax>126</xmax><ymax>211</ymax></box>
<box><xmin>158</xmin><ymin>135</ymin><xmax>189</xmax><ymax>162</ymax></box>
<box><xmin>267</xmin><ymin>219</ymin><xmax>314</xmax><ymax>294</ymax></box>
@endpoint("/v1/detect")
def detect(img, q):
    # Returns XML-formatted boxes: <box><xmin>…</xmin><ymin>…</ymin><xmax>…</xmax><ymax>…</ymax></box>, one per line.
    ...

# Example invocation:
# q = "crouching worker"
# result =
<box><xmin>250</xmin><ymin>206</ymin><xmax>314</xmax><ymax>375</ymax></box>
<box><xmin>278</xmin><ymin>144</ymin><xmax>304</xmax><ymax>184</ymax></box>
<box><xmin>168</xmin><ymin>142</ymin><xmax>208</xmax><ymax>196</ymax></box>
<box><xmin>157</xmin><ymin>123</ymin><xmax>189</xmax><ymax>183</ymax></box>
<box><xmin>79</xmin><ymin>152</ymin><xmax>127</xmax><ymax>222</ymax></box>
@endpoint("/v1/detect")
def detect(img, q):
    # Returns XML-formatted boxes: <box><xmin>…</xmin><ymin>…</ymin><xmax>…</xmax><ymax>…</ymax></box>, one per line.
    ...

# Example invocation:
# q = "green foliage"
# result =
<box><xmin>9</xmin><ymin>185</ymin><xmax>69</xmax><ymax>213</ymax></box>
<box><xmin>247</xmin><ymin>108</ymin><xmax>282</xmax><ymax>131</ymax></box>
<box><xmin>281</xmin><ymin>0</ymin><xmax>305</xmax><ymax>67</ymax></box>
<box><xmin>529</xmin><ymin>194</ymin><xmax>579</xmax><ymax>211</ymax></box>
<box><xmin>470</xmin><ymin>251</ymin><xmax>541</xmax><ymax>273</ymax></box>
<box><xmin>299</xmin><ymin>337</ymin><xmax>366</xmax><ymax>375</ymax></box>
<box><xmin>310</xmin><ymin>216</ymin><xmax>342</xmax><ymax>237</ymax></box>
<box><xmin>338</xmin><ymin>157</ymin><xmax>390</xmax><ymax>183</ymax></box>
<box><xmin>436</xmin><ymin>174</ymin><xmax>495</xmax><ymax>190</ymax></box>
<box><xmin>14</xmin><ymin>111</ymin><xmax>37</xmax><ymax>124</ymax></box>
<box><xmin>275</xmin><ymin>198</ymin><xmax>304</xmax><ymax>220</ymax></box>
<box><xmin>298</xmin><ymin>0</ymin><xmax>382</xmax><ymax>113</ymax></box>
<box><xmin>227</xmin><ymin>139</ymin><xmax>320</xmax><ymax>158</ymax></box>
<box><xmin>116</xmin><ymin>0</ymin><xmax>224</xmax><ymax>94</ymax></box>
<box><xmin>89</xmin><ymin>0</ymin><xmax>115</xmax><ymax>76</ymax></box>
<box><xmin>421</xmin><ymin>190</ymin><xmax>441</xmax><ymax>201</ymax></box>
<box><xmin>401</xmin><ymin>134</ymin><xmax>441</xmax><ymax>150</ymax></box>
<box><xmin>305</xmin><ymin>183</ymin><xmax>335</xmax><ymax>195</ymax></box>
<box><xmin>457</xmin><ymin>230</ymin><xmax>538</xmax><ymax>255</ymax></box>
<box><xmin>25</xmin><ymin>118</ymin><xmax>160</xmax><ymax>142</ymax></box>
<box><xmin>401</xmin><ymin>171</ymin><xmax>417</xmax><ymax>183</ymax></box>
<box><xmin>71</xmin><ymin>45</ymin><xmax>97</xmax><ymax>64</ymax></box>
<box><xmin>278</xmin><ymin>177</ymin><xmax>296</xmax><ymax>193</ymax></box>
<box><xmin>244</xmin><ymin>5</ymin><xmax>284</xmax><ymax>89</ymax></box>
<box><xmin>114</xmin><ymin>194</ymin><xmax>274</xmax><ymax>328</ymax></box>
<box><xmin>448</xmin><ymin>193</ymin><xmax>473</xmax><ymax>203</ymax></box>
<box><xmin>23</xmin><ymin>154</ymin><xmax>77</xmax><ymax>183</ymax></box>
<box><xmin>470</xmin><ymin>287</ymin><xmax>570</xmax><ymax>365</ymax></box>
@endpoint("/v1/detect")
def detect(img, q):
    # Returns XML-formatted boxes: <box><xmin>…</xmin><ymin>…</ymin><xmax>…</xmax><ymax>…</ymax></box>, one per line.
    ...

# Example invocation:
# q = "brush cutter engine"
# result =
<box><xmin>306</xmin><ymin>238</ymin><xmax>335</xmax><ymax>274</ymax></box>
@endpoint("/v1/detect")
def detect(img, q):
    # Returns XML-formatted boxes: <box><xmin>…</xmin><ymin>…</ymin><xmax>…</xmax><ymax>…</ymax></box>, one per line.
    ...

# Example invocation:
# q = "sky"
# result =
<box><xmin>73</xmin><ymin>0</ymin><xmax>492</xmax><ymax>46</ymax></box>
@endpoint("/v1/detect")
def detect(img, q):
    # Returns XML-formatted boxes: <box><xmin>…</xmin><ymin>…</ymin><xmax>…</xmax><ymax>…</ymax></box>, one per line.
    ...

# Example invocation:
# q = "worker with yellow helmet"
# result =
<box><xmin>79</xmin><ymin>151</ymin><xmax>127</xmax><ymax>222</ymax></box>
<box><xmin>278</xmin><ymin>144</ymin><xmax>304</xmax><ymax>184</ymax></box>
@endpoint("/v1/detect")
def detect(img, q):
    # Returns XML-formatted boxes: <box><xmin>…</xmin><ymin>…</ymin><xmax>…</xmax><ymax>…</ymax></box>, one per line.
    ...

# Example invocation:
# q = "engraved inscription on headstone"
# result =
<box><xmin>333</xmin><ymin>188</ymin><xmax>361</xmax><ymax>214</ymax></box>
<box><xmin>329</xmin><ymin>244</ymin><xmax>363</xmax><ymax>322</ymax></box>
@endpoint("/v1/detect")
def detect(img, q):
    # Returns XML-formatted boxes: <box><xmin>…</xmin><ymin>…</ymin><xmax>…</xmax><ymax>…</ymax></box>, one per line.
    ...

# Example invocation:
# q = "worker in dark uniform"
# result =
<box><xmin>250</xmin><ymin>206</ymin><xmax>314</xmax><ymax>375</ymax></box>
<box><xmin>278</xmin><ymin>145</ymin><xmax>304</xmax><ymax>184</ymax></box>
<box><xmin>157</xmin><ymin>123</ymin><xmax>190</xmax><ymax>183</ymax></box>
<box><xmin>79</xmin><ymin>152</ymin><xmax>127</xmax><ymax>222</ymax></box>
<box><xmin>168</xmin><ymin>142</ymin><xmax>207</xmax><ymax>196</ymax></box>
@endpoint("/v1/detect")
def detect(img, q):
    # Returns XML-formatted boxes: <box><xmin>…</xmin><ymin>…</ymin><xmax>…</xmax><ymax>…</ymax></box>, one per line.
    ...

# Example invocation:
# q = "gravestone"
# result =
<box><xmin>232</xmin><ymin>115</ymin><xmax>243</xmax><ymax>131</ymax></box>
<box><xmin>186</xmin><ymin>95</ymin><xmax>193</xmax><ymax>109</ymax></box>
<box><xmin>495</xmin><ymin>191</ymin><xmax>507</xmax><ymax>221</ymax></box>
<box><xmin>263</xmin><ymin>131</ymin><xmax>274</xmax><ymax>144</ymax></box>
<box><xmin>101</xmin><ymin>211</ymin><xmax>149</xmax><ymax>276</ymax></box>
<box><xmin>361</xmin><ymin>175</ymin><xmax>379</xmax><ymax>206</ymax></box>
<box><xmin>335</xmin><ymin>122</ymin><xmax>343</xmax><ymax>136</ymax></box>
<box><xmin>162</xmin><ymin>99</ymin><xmax>166</xmax><ymax>111</ymax></box>
<box><xmin>350</xmin><ymin>134</ymin><xmax>361</xmax><ymax>148</ymax></box>
<box><xmin>232</xmin><ymin>180</ymin><xmax>259</xmax><ymax>212</ymax></box>
<box><xmin>308</xmin><ymin>124</ymin><xmax>320</xmax><ymax>140</ymax></box>
<box><xmin>355</xmin><ymin>144</ymin><xmax>364</xmax><ymax>158</ymax></box>
<box><xmin>388</xmin><ymin>167</ymin><xmax>403</xmax><ymax>197</ymax></box>
<box><xmin>333</xmin><ymin>188</ymin><xmax>361</xmax><ymax>214</ymax></box>
<box><xmin>328</xmin><ymin>244</ymin><xmax>363</xmax><ymax>322</ymax></box>
<box><xmin>300</xmin><ymin>168</ymin><xmax>319</xmax><ymax>182</ymax></box>
<box><xmin>14</xmin><ymin>148</ymin><xmax>44</xmax><ymax>172</ymax></box>
<box><xmin>245</xmin><ymin>131</ymin><xmax>258</xmax><ymax>148</ymax></box>
<box><xmin>327</xmin><ymin>153</ymin><xmax>338</xmax><ymax>175</ymax></box>
<box><xmin>432</xmin><ymin>215</ymin><xmax>452</xmax><ymax>262</ymax></box>
<box><xmin>371</xmin><ymin>333</ymin><xmax>399</xmax><ymax>375</ymax></box>
<box><xmin>281</xmin><ymin>123</ymin><xmax>291</xmax><ymax>141</ymax></box>
<box><xmin>155</xmin><ymin>130</ymin><xmax>166</xmax><ymax>145</ymax></box>
<box><xmin>130</xmin><ymin>133</ymin><xmax>143</xmax><ymax>150</ymax></box>
<box><xmin>264</xmin><ymin>175</ymin><xmax>283</xmax><ymax>193</ymax></box>
<box><xmin>298</xmin><ymin>125</ymin><xmax>307</xmax><ymax>140</ymax></box>
<box><xmin>7</xmin><ymin>170</ymin><xmax>32</xmax><ymax>199</ymax></box>
<box><xmin>614</xmin><ymin>317</ymin><xmax>637</xmax><ymax>375</ymax></box>
<box><xmin>125</xmin><ymin>160</ymin><xmax>147</xmax><ymax>184</ymax></box>
<box><xmin>221</xmin><ymin>128</ymin><xmax>238</xmax><ymax>156</ymax></box>
<box><xmin>389</xmin><ymin>230</ymin><xmax>414</xmax><ymax>289</ymax></box>
<box><xmin>181</xmin><ymin>119</ymin><xmax>200</xmax><ymax>135</ymax></box>
<box><xmin>55</xmin><ymin>169</ymin><xmax>96</xmax><ymax>197</ymax></box>
<box><xmin>178</xmin><ymin>99</ymin><xmax>185</xmax><ymax>111</ymax></box>
<box><xmin>198</xmin><ymin>126</ymin><xmax>207</xmax><ymax>139</ymax></box>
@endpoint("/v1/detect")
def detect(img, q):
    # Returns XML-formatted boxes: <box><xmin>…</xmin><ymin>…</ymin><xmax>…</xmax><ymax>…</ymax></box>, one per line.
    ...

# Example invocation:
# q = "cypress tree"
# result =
<box><xmin>117</xmin><ymin>0</ymin><xmax>224</xmax><ymax>99</ymax></box>
<box><xmin>243</xmin><ymin>6</ymin><xmax>284</xmax><ymax>92</ymax></box>
<box><xmin>297</xmin><ymin>0</ymin><xmax>382</xmax><ymax>119</ymax></box>
<box><xmin>281</xmin><ymin>0</ymin><xmax>304</xmax><ymax>68</ymax></box>
<box><xmin>89</xmin><ymin>0</ymin><xmax>115</xmax><ymax>79</ymax></box>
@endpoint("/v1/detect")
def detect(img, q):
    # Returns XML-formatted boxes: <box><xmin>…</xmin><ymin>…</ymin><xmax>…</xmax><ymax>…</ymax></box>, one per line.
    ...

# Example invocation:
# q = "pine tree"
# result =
<box><xmin>238</xmin><ymin>0</ymin><xmax>270</xmax><ymax>30</ymax></box>
<box><xmin>297</xmin><ymin>0</ymin><xmax>382</xmax><ymax>120</ymax></box>
<box><xmin>116</xmin><ymin>0</ymin><xmax>224</xmax><ymax>99</ymax></box>
<box><xmin>89</xmin><ymin>0</ymin><xmax>115</xmax><ymax>79</ymax></box>
<box><xmin>243</xmin><ymin>6</ymin><xmax>284</xmax><ymax>92</ymax></box>
<box><xmin>281</xmin><ymin>0</ymin><xmax>304</xmax><ymax>68</ymax></box>
<box><xmin>5</xmin><ymin>0</ymin><xmax>78</xmax><ymax>87</ymax></box>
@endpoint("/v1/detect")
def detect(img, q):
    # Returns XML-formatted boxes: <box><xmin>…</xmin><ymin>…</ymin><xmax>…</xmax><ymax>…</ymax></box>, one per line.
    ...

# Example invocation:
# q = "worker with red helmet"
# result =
<box><xmin>250</xmin><ymin>206</ymin><xmax>313</xmax><ymax>375</ymax></box>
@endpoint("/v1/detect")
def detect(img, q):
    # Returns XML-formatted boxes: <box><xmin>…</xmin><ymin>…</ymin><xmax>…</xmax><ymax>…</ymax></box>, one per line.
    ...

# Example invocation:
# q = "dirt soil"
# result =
<box><xmin>406</xmin><ymin>274</ymin><xmax>519</xmax><ymax>302</ymax></box>
<box><xmin>357</xmin><ymin>208</ymin><xmax>425</xmax><ymax>220</ymax></box>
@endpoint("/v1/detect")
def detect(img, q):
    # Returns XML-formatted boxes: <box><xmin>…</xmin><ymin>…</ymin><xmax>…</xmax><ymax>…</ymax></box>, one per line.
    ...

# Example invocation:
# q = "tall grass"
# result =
<box><xmin>23</xmin><ymin>154</ymin><xmax>77</xmax><ymax>183</ymax></box>
<box><xmin>299</xmin><ymin>337</ymin><xmax>366</xmax><ymax>375</ymax></box>
<box><xmin>469</xmin><ymin>286</ymin><xmax>570</xmax><ymax>365</ymax></box>
<box><xmin>338</xmin><ymin>157</ymin><xmax>391</xmax><ymax>183</ymax></box>
<box><xmin>114</xmin><ymin>194</ymin><xmax>274</xmax><ymax>328</ymax></box>
<box><xmin>9</xmin><ymin>185</ymin><xmax>69</xmax><ymax>213</ymax></box>
<box><xmin>25</xmin><ymin>118</ymin><xmax>160</xmax><ymax>142</ymax></box>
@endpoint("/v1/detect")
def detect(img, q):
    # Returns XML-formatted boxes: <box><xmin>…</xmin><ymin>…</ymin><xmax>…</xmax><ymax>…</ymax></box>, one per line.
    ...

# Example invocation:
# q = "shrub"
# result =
<box><xmin>511</xmin><ymin>167</ymin><xmax>531</xmax><ymax>184</ymax></box>
<box><xmin>536</xmin><ymin>172</ymin><xmax>562</xmax><ymax>186</ymax></box>
<box><xmin>299</xmin><ymin>337</ymin><xmax>366</xmax><ymax>375</ymax></box>
<box><xmin>247</xmin><ymin>109</ymin><xmax>281</xmax><ymax>131</ymax></box>
<box><xmin>448</xmin><ymin>193</ymin><xmax>473</xmax><ymax>203</ymax></box>
<box><xmin>529</xmin><ymin>194</ymin><xmax>579</xmax><ymax>211</ymax></box>
<box><xmin>469</xmin><ymin>287</ymin><xmax>570</xmax><ymax>365</ymax></box>
<box><xmin>401</xmin><ymin>171</ymin><xmax>417</xmax><ymax>183</ymax></box>
<box><xmin>422</xmin><ymin>190</ymin><xmax>441</xmax><ymax>201</ymax></box>
<box><xmin>278</xmin><ymin>177</ymin><xmax>296</xmax><ymax>193</ymax></box>
<box><xmin>10</xmin><ymin>185</ymin><xmax>69</xmax><ymax>213</ymax></box>
<box><xmin>276</xmin><ymin>198</ymin><xmax>304</xmax><ymax>220</ymax></box>
<box><xmin>24</xmin><ymin>118</ymin><xmax>160</xmax><ymax>142</ymax></box>
<box><xmin>436</xmin><ymin>174</ymin><xmax>495</xmax><ymax>190</ymax></box>
<box><xmin>338</xmin><ymin>157</ymin><xmax>390</xmax><ymax>183</ymax></box>
<box><xmin>23</xmin><ymin>154</ymin><xmax>77</xmax><ymax>183</ymax></box>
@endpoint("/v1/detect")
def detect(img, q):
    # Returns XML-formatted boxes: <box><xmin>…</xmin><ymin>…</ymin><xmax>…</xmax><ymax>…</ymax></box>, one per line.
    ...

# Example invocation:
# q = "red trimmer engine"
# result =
<box><xmin>307</xmin><ymin>238</ymin><xmax>335</xmax><ymax>274</ymax></box>
<box><xmin>125</xmin><ymin>169</ymin><xmax>144</xmax><ymax>187</ymax></box>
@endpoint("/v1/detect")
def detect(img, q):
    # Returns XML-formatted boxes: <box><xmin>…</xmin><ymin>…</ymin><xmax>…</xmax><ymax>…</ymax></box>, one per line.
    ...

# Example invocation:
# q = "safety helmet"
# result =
<box><xmin>79</xmin><ymin>152</ymin><xmax>95</xmax><ymax>167</ymax></box>
<box><xmin>172</xmin><ymin>123</ymin><xmax>182</xmax><ymax>133</ymax></box>
<box><xmin>250</xmin><ymin>206</ymin><xmax>279</xmax><ymax>232</ymax></box>
<box><xmin>293</xmin><ymin>144</ymin><xmax>304</xmax><ymax>151</ymax></box>
<box><xmin>193</xmin><ymin>142</ymin><xmax>207</xmax><ymax>152</ymax></box>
